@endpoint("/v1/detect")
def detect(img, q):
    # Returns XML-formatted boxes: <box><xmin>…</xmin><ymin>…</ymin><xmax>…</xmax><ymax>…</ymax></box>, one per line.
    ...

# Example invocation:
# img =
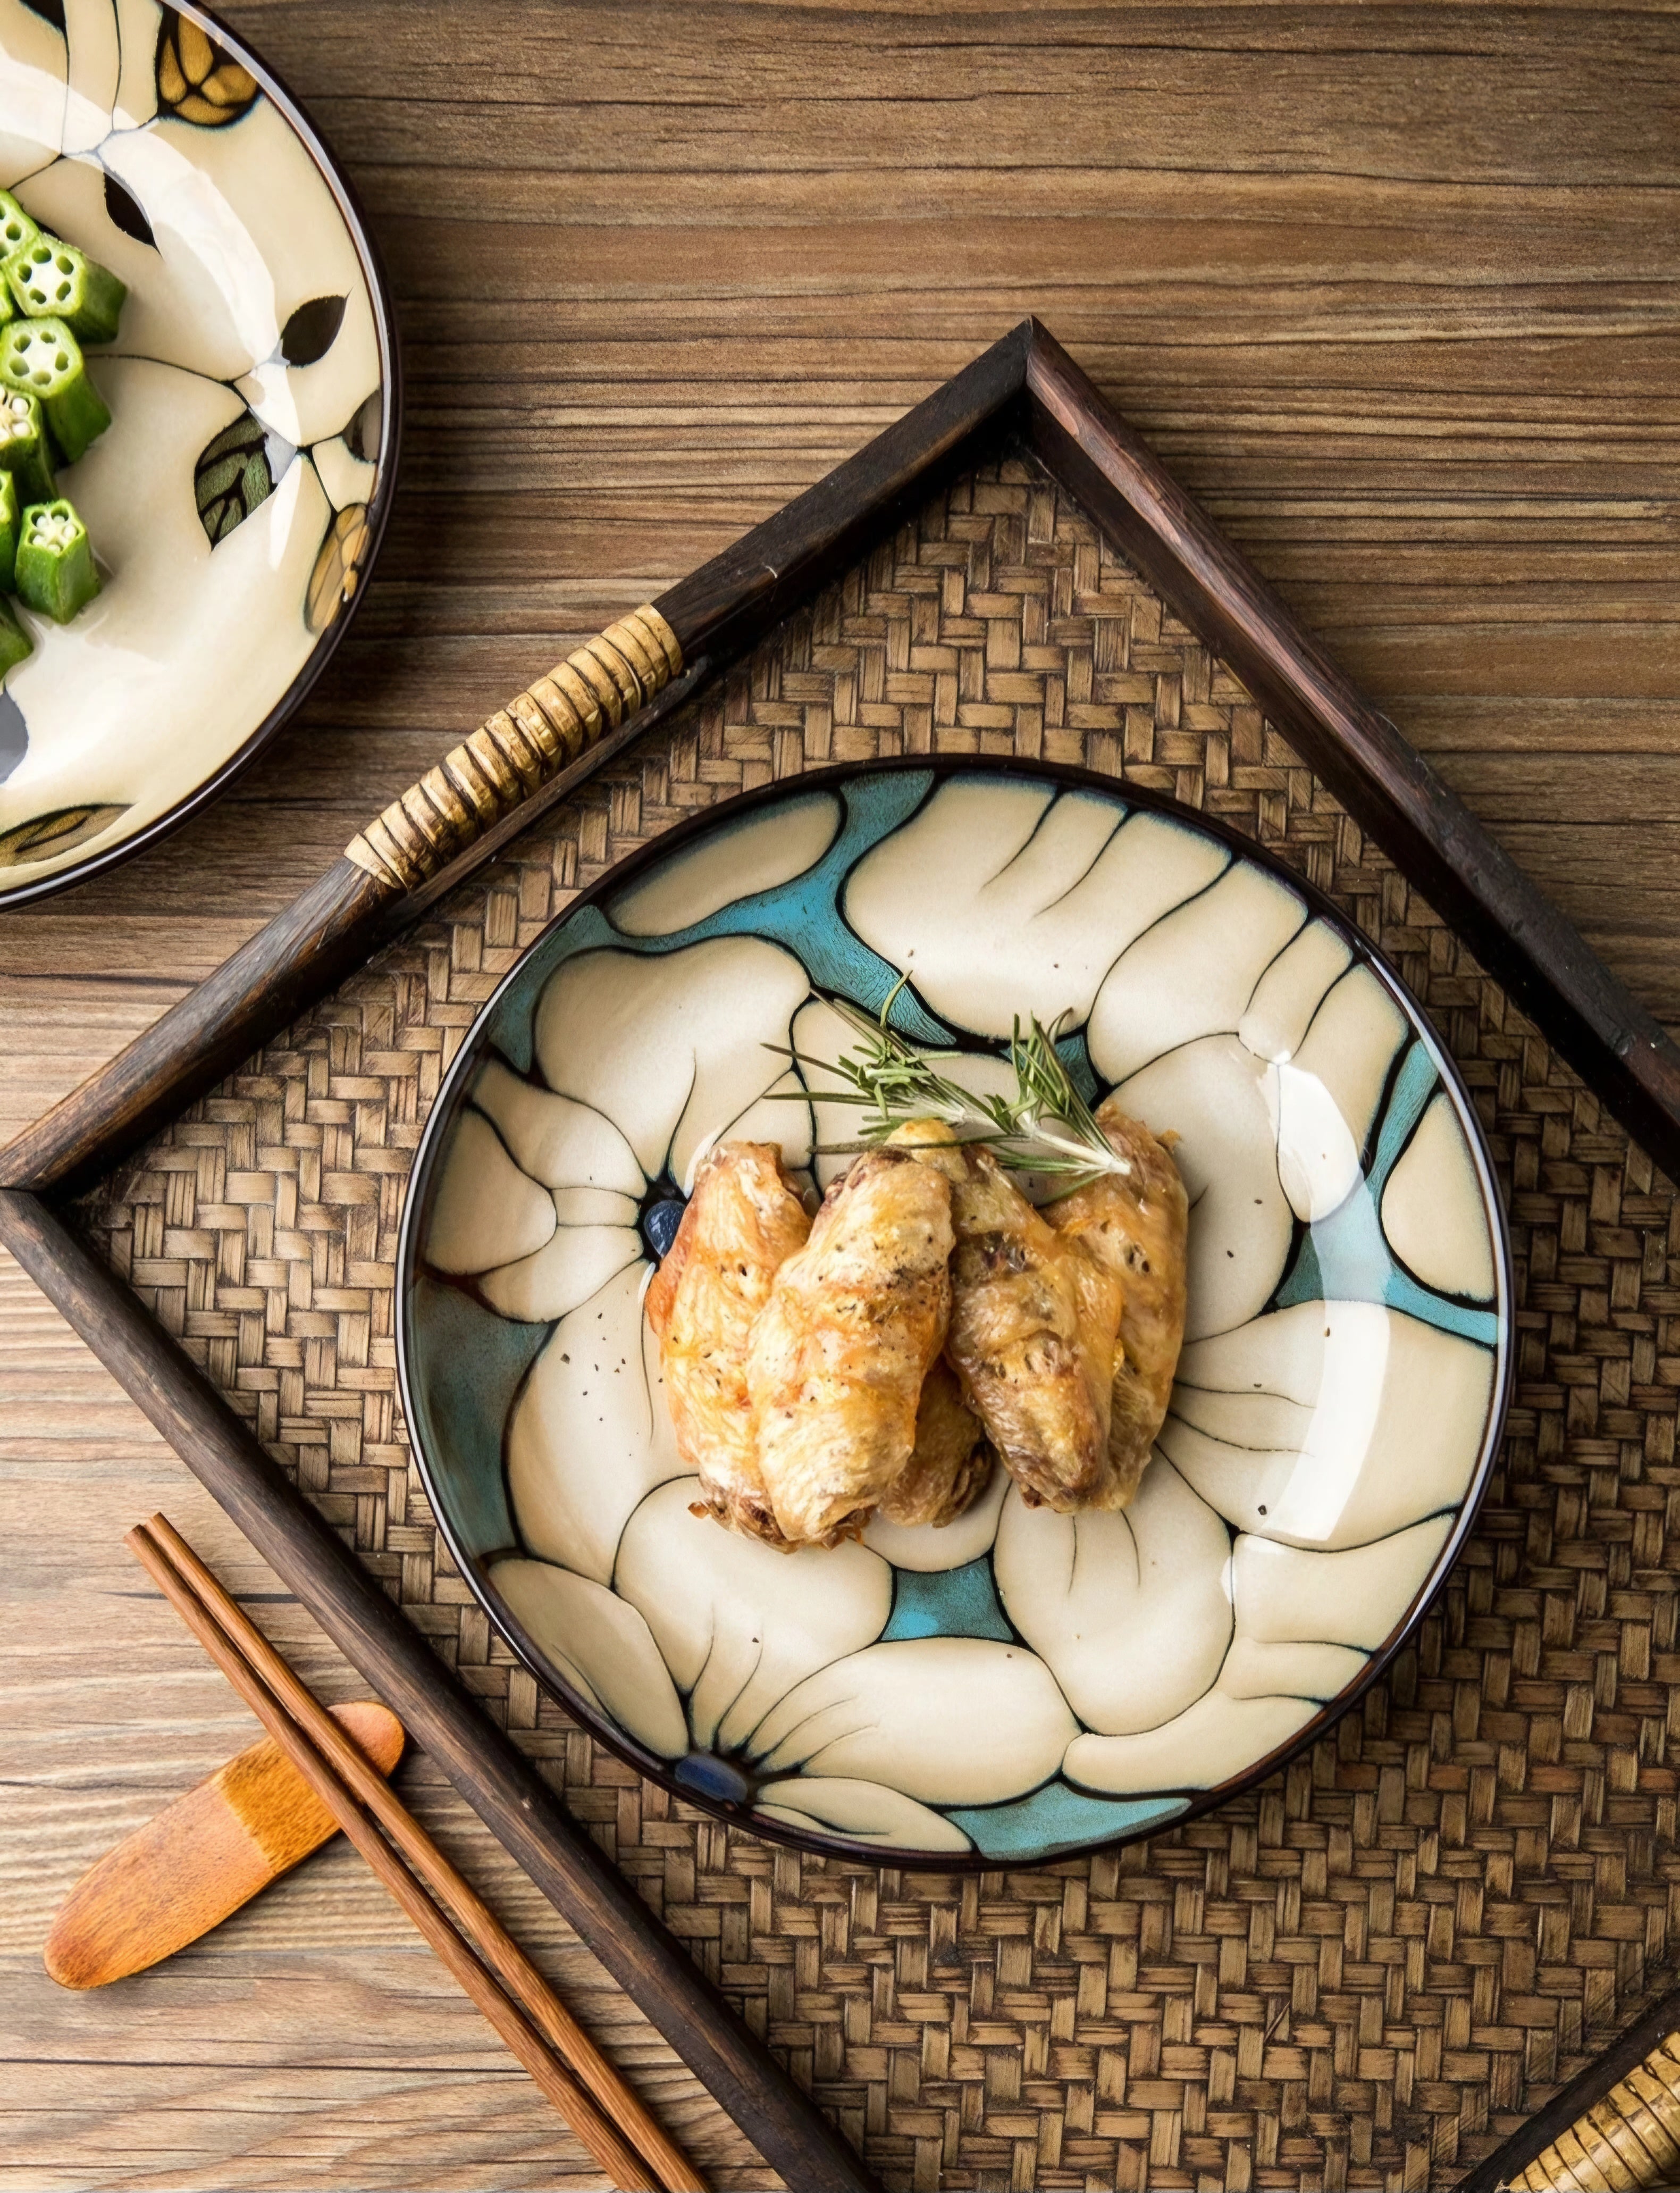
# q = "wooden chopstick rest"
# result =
<box><xmin>44</xmin><ymin>1700</ymin><xmax>404</xmax><ymax>1989</ymax></box>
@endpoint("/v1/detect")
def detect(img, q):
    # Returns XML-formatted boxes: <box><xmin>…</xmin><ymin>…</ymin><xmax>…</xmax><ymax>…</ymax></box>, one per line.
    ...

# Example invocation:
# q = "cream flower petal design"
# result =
<box><xmin>845</xmin><ymin>779</ymin><xmax>1229</xmax><ymax>1036</ymax></box>
<box><xmin>534</xmin><ymin>937</ymin><xmax>812</xmax><ymax>1188</ymax></box>
<box><xmin>787</xmin><ymin>997</ymin><xmax>858</xmax><ymax>1189</ymax></box>
<box><xmin>111</xmin><ymin>0</ymin><xmax>158</xmax><ymax>129</ymax></box>
<box><xmin>1382</xmin><ymin>1092</ymin><xmax>1498</xmax><ymax>1300</ymax></box>
<box><xmin>1088</xmin><ymin>861</ymin><xmax>1307</xmax><ymax>1084</ymax></box>
<box><xmin>1115</xmin><ymin>1034</ymin><xmax>1294</xmax><ymax>1343</ymax></box>
<box><xmin>993</xmin><ymin>1466</ymin><xmax>1233</xmax><ymax>1736</ymax></box>
<box><xmin>1220</xmin><ymin>1639</ymin><xmax>1367</xmax><ymax>1700</ymax></box>
<box><xmin>552</xmin><ymin>1186</ymin><xmax>642</xmax><ymax>1226</ymax></box>
<box><xmin>471</xmin><ymin>1057</ymin><xmax>645</xmax><ymax>1199</ymax></box>
<box><xmin>0</xmin><ymin>6</ymin><xmax>68</xmax><ymax>186</ymax></box>
<box><xmin>62</xmin><ymin>0</ymin><xmax>122</xmax><ymax>153</ymax></box>
<box><xmin>491</xmin><ymin>1557</ymin><xmax>688</xmax><ymax>1760</ymax></box>
<box><xmin>1276</xmin><ymin>967</ymin><xmax>1408</xmax><ymax>1224</ymax></box>
<box><xmin>1164</xmin><ymin>1302</ymin><xmax>1496</xmax><ymax>1549</ymax></box>
<box><xmin>612</xmin><ymin>791</ymin><xmax>842</xmax><ymax>938</ymax></box>
<box><xmin>615</xmin><ymin>1477</ymin><xmax>892</xmax><ymax>1755</ymax></box>
<box><xmin>1232</xmin><ymin>1514</ymin><xmax>1455</xmax><ymax>1649</ymax></box>
<box><xmin>426</xmin><ymin>1110</ymin><xmax>557</xmax><ymax>1275</ymax></box>
<box><xmin>160</xmin><ymin>97</ymin><xmax>378</xmax><ymax>433</ymax></box>
<box><xmin>862</xmin><ymin>1457</ymin><xmax>1010</xmax><ymax>1572</ymax></box>
<box><xmin>479</xmin><ymin>1223</ymin><xmax>642</xmax><ymax>1325</ymax></box>
<box><xmin>92</xmin><ymin>126</ymin><xmax>278</xmax><ymax>379</ymax></box>
<box><xmin>506</xmin><ymin>1266</ymin><xmax>686</xmax><ymax>1586</ymax></box>
<box><xmin>747</xmin><ymin>1637</ymin><xmax>1078</xmax><ymax>1806</ymax></box>
<box><xmin>755</xmin><ymin>1776</ymin><xmax>973</xmax><ymax>1854</ymax></box>
<box><xmin>1066</xmin><ymin>1691</ymin><xmax>1320</xmax><ymax>1794</ymax></box>
<box><xmin>313</xmin><ymin>431</ymin><xmax>377</xmax><ymax>514</ymax></box>
<box><xmin>707</xmin><ymin>1066</ymin><xmax>814</xmax><ymax>1175</ymax></box>
<box><xmin>1240</xmin><ymin>919</ymin><xmax>1354</xmax><ymax>1065</ymax></box>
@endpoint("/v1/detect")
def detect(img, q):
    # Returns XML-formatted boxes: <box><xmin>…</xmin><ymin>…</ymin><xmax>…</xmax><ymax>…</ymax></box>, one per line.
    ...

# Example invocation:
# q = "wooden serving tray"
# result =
<box><xmin>6</xmin><ymin>322</ymin><xmax>1678</xmax><ymax>2191</ymax></box>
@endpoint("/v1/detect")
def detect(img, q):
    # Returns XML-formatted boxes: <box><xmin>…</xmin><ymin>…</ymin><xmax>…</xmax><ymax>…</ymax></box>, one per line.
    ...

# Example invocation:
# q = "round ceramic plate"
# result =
<box><xmin>399</xmin><ymin>760</ymin><xmax>1513</xmax><ymax>1868</ymax></box>
<box><xmin>0</xmin><ymin>0</ymin><xmax>397</xmax><ymax>905</ymax></box>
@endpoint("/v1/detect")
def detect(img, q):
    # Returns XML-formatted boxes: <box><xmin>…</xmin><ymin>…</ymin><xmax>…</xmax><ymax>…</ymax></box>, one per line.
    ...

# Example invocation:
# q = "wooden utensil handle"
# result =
<box><xmin>344</xmin><ymin>607</ymin><xmax>682</xmax><ymax>892</ymax></box>
<box><xmin>1503</xmin><ymin>2032</ymin><xmax>1680</xmax><ymax>2189</ymax></box>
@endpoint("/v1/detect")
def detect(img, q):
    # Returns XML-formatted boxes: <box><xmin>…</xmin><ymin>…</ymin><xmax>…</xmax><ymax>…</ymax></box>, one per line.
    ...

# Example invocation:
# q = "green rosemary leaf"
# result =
<box><xmin>762</xmin><ymin>982</ymin><xmax>1131</xmax><ymax>1187</ymax></box>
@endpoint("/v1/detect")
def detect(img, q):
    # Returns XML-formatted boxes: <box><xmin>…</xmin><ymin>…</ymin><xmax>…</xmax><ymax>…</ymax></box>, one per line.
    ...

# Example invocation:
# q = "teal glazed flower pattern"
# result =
<box><xmin>0</xmin><ymin>0</ymin><xmax>392</xmax><ymax>897</ymax></box>
<box><xmin>400</xmin><ymin>763</ymin><xmax>1512</xmax><ymax>1866</ymax></box>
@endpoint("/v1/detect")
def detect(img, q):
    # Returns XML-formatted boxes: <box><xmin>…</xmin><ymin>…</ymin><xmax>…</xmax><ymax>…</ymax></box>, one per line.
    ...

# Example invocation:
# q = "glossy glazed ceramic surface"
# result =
<box><xmin>0</xmin><ymin>0</ymin><xmax>394</xmax><ymax>902</ymax></box>
<box><xmin>400</xmin><ymin>762</ymin><xmax>1512</xmax><ymax>1865</ymax></box>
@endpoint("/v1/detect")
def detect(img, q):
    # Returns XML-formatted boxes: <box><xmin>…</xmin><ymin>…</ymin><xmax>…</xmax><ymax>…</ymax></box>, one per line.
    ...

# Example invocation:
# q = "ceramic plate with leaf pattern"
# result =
<box><xmin>0</xmin><ymin>0</ymin><xmax>396</xmax><ymax>905</ymax></box>
<box><xmin>400</xmin><ymin>761</ymin><xmax>1514</xmax><ymax>1868</ymax></box>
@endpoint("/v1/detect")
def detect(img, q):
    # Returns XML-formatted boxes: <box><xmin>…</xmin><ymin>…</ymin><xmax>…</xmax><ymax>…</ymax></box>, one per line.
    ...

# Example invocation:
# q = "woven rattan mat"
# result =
<box><xmin>83</xmin><ymin>457</ymin><xmax>1680</xmax><ymax>2192</ymax></box>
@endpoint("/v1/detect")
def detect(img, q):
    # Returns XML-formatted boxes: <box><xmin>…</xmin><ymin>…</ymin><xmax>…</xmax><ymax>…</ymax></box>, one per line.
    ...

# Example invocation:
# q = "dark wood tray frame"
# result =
<box><xmin>3</xmin><ymin>318</ymin><xmax>1671</xmax><ymax>2192</ymax></box>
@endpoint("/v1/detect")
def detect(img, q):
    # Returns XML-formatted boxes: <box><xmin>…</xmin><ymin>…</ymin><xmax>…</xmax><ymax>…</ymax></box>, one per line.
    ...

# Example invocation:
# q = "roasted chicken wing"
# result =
<box><xmin>1045</xmin><ymin>1096</ymin><xmax>1188</xmax><ymax>1508</ymax></box>
<box><xmin>747</xmin><ymin>1146</ymin><xmax>954</xmax><ymax>1545</ymax></box>
<box><xmin>644</xmin><ymin>1140</ymin><xmax>811</xmax><ymax>1544</ymax></box>
<box><xmin>879</xmin><ymin>1358</ymin><xmax>994</xmax><ymax>1528</ymax></box>
<box><xmin>891</xmin><ymin>1121</ymin><xmax>1120</xmax><ymax>1510</ymax></box>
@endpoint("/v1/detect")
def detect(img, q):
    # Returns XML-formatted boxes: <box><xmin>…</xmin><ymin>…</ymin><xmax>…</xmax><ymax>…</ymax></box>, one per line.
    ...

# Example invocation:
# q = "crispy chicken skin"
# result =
<box><xmin>644</xmin><ymin>1141</ymin><xmax>811</xmax><ymax>1544</ymax></box>
<box><xmin>748</xmin><ymin>1147</ymin><xmax>954</xmax><ymax>1545</ymax></box>
<box><xmin>1045</xmin><ymin>1096</ymin><xmax>1189</xmax><ymax>1509</ymax></box>
<box><xmin>890</xmin><ymin>1121</ymin><xmax>1119</xmax><ymax>1511</ymax></box>
<box><xmin>879</xmin><ymin>1358</ymin><xmax>995</xmax><ymax>1528</ymax></box>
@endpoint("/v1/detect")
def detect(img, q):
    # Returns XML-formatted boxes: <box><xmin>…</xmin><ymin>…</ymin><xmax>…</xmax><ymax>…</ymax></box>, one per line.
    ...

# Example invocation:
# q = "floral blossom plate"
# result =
<box><xmin>399</xmin><ymin>760</ymin><xmax>1514</xmax><ymax>1867</ymax></box>
<box><xmin>0</xmin><ymin>0</ymin><xmax>397</xmax><ymax>905</ymax></box>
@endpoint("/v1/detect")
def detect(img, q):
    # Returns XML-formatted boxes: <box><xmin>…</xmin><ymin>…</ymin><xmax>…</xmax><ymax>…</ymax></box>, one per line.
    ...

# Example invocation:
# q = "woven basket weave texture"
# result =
<box><xmin>86</xmin><ymin>458</ymin><xmax>1680</xmax><ymax>2193</ymax></box>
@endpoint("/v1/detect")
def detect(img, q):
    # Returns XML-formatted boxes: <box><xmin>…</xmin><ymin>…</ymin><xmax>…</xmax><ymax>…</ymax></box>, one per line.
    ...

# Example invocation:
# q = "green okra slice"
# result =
<box><xmin>0</xmin><ymin>192</ymin><xmax>39</xmax><ymax>260</ymax></box>
<box><xmin>0</xmin><ymin>470</ymin><xmax>19</xmax><ymax>592</ymax></box>
<box><xmin>0</xmin><ymin>388</ymin><xmax>55</xmax><ymax>504</ymax></box>
<box><xmin>0</xmin><ymin>592</ymin><xmax>32</xmax><ymax>676</ymax></box>
<box><xmin>5</xmin><ymin>235</ymin><xmax>126</xmax><ymax>344</ymax></box>
<box><xmin>0</xmin><ymin>318</ymin><xmax>109</xmax><ymax>464</ymax></box>
<box><xmin>16</xmin><ymin>498</ymin><xmax>99</xmax><ymax>623</ymax></box>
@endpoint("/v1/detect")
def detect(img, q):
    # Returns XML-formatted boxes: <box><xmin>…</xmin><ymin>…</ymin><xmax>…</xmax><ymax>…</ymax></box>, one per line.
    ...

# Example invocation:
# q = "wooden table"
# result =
<box><xmin>3</xmin><ymin>5</ymin><xmax>1675</xmax><ymax>2185</ymax></box>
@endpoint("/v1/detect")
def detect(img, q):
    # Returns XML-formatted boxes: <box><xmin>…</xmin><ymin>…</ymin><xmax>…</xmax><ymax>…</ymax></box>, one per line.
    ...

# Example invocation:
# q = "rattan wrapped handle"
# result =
<box><xmin>1505</xmin><ymin>2030</ymin><xmax>1680</xmax><ymax>2190</ymax></box>
<box><xmin>344</xmin><ymin>605</ymin><xmax>683</xmax><ymax>892</ymax></box>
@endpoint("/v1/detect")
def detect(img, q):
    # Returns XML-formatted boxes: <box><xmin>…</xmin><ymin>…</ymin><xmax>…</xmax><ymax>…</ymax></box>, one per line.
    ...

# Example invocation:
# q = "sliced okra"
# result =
<box><xmin>5</xmin><ymin>235</ymin><xmax>126</xmax><ymax>344</ymax></box>
<box><xmin>0</xmin><ymin>592</ymin><xmax>32</xmax><ymax>676</ymax></box>
<box><xmin>0</xmin><ymin>192</ymin><xmax>39</xmax><ymax>260</ymax></box>
<box><xmin>0</xmin><ymin>470</ymin><xmax>18</xmax><ymax>592</ymax></box>
<box><xmin>0</xmin><ymin>389</ymin><xmax>56</xmax><ymax>504</ymax></box>
<box><xmin>16</xmin><ymin>498</ymin><xmax>99</xmax><ymax>623</ymax></box>
<box><xmin>0</xmin><ymin>317</ymin><xmax>109</xmax><ymax>464</ymax></box>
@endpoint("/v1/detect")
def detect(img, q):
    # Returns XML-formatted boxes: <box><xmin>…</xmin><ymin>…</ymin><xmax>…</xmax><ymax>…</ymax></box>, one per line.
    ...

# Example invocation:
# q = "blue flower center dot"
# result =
<box><xmin>640</xmin><ymin>1185</ymin><xmax>687</xmax><ymax>1261</ymax></box>
<box><xmin>673</xmin><ymin>1752</ymin><xmax>752</xmax><ymax>1805</ymax></box>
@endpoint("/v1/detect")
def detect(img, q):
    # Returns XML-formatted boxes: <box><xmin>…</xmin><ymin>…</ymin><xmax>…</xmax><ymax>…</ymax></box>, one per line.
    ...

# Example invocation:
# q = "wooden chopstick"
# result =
<box><xmin>127</xmin><ymin>1514</ymin><xmax>704</xmax><ymax>2193</ymax></box>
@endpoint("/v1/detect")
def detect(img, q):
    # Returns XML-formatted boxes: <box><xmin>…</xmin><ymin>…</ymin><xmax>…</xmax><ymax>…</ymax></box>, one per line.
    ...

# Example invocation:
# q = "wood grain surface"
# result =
<box><xmin>3</xmin><ymin>3</ymin><xmax>1676</xmax><ymax>2186</ymax></box>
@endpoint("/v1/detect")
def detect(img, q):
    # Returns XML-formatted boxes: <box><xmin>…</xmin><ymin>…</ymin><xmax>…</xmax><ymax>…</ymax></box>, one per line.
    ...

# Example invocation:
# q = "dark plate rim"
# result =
<box><xmin>0</xmin><ymin>0</ymin><xmax>403</xmax><ymax>911</ymax></box>
<box><xmin>396</xmin><ymin>754</ymin><xmax>1517</xmax><ymax>1873</ymax></box>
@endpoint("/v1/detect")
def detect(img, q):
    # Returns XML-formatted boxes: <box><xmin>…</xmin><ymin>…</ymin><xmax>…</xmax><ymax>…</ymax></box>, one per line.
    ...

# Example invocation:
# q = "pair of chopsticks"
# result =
<box><xmin>127</xmin><ymin>1514</ymin><xmax>703</xmax><ymax>2193</ymax></box>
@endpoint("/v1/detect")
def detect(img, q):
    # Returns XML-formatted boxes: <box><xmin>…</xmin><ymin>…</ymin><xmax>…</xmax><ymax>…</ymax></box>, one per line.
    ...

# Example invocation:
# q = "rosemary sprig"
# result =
<box><xmin>766</xmin><ymin>980</ymin><xmax>1131</xmax><ymax>1187</ymax></box>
